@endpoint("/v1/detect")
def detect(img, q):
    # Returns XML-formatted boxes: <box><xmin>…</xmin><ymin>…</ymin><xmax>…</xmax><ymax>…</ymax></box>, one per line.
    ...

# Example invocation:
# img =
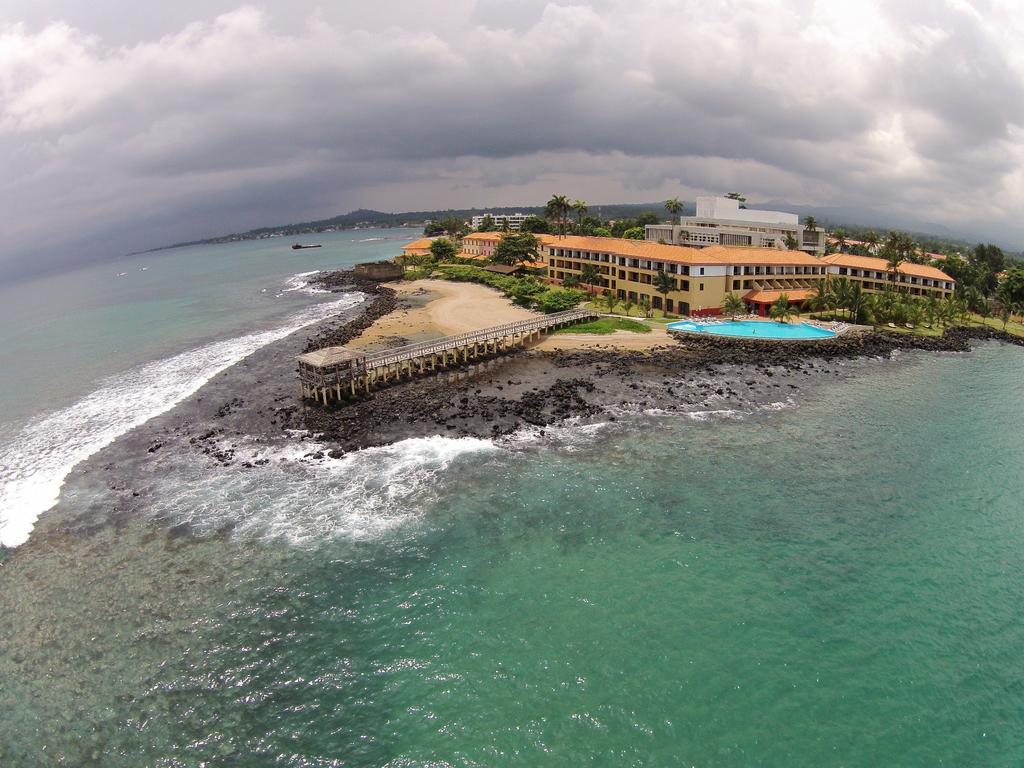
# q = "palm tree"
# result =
<box><xmin>571</xmin><ymin>199</ymin><xmax>588</xmax><ymax>233</ymax></box>
<box><xmin>545</xmin><ymin>194</ymin><xmax>571</xmax><ymax>238</ymax></box>
<box><xmin>665</xmin><ymin>197</ymin><xmax>683</xmax><ymax>221</ymax></box>
<box><xmin>722</xmin><ymin>292</ymin><xmax>746</xmax><ymax>318</ymax></box>
<box><xmin>925</xmin><ymin>296</ymin><xmax>940</xmax><ymax>328</ymax></box>
<box><xmin>882</xmin><ymin>231</ymin><xmax>915</xmax><ymax>289</ymax></box>
<box><xmin>833</xmin><ymin>229</ymin><xmax>847</xmax><ymax>253</ymax></box>
<box><xmin>769</xmin><ymin>294</ymin><xmax>798</xmax><ymax>323</ymax></box>
<box><xmin>883</xmin><ymin>244</ymin><xmax>902</xmax><ymax>288</ymax></box>
<box><xmin>622</xmin><ymin>297</ymin><xmax>635</xmax><ymax>318</ymax></box>
<box><xmin>639</xmin><ymin>295</ymin><xmax>652</xmax><ymax>319</ymax></box>
<box><xmin>861</xmin><ymin>294</ymin><xmax>880</xmax><ymax>328</ymax></box>
<box><xmin>864</xmin><ymin>230</ymin><xmax>880</xmax><ymax>254</ymax></box>
<box><xmin>937</xmin><ymin>297</ymin><xmax>958</xmax><ymax>329</ymax></box>
<box><xmin>847</xmin><ymin>281</ymin><xmax>865</xmax><ymax>324</ymax></box>
<box><xmin>831</xmin><ymin>277</ymin><xmax>852</xmax><ymax>320</ymax></box>
<box><xmin>653</xmin><ymin>271</ymin><xmax>675</xmax><ymax>315</ymax></box>
<box><xmin>805</xmin><ymin>215</ymin><xmax>817</xmax><ymax>231</ymax></box>
<box><xmin>997</xmin><ymin>301</ymin><xmax>1011</xmax><ymax>330</ymax></box>
<box><xmin>601</xmin><ymin>289</ymin><xmax>617</xmax><ymax>313</ymax></box>
<box><xmin>803</xmin><ymin>281</ymin><xmax>833</xmax><ymax>319</ymax></box>
<box><xmin>906</xmin><ymin>297</ymin><xmax>925</xmax><ymax>328</ymax></box>
<box><xmin>579</xmin><ymin>263</ymin><xmax>601</xmax><ymax>295</ymax></box>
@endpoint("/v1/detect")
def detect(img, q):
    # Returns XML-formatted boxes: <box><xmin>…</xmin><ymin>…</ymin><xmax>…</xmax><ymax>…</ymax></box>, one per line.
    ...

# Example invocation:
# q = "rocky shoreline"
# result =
<box><xmin>27</xmin><ymin>274</ymin><xmax>1024</xmax><ymax>543</ymax></box>
<box><xmin>290</xmin><ymin>277</ymin><xmax>1024</xmax><ymax>453</ymax></box>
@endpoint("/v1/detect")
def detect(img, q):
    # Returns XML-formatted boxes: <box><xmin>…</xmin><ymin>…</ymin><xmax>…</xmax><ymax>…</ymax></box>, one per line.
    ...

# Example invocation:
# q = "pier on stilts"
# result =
<box><xmin>297</xmin><ymin>308</ymin><xmax>597</xmax><ymax>404</ymax></box>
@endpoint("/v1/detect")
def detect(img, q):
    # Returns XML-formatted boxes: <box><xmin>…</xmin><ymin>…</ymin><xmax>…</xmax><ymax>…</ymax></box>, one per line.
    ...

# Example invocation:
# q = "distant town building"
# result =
<box><xmin>646</xmin><ymin>196</ymin><xmax>827</xmax><ymax>256</ymax></box>
<box><xmin>470</xmin><ymin>212</ymin><xmax>530</xmax><ymax>231</ymax></box>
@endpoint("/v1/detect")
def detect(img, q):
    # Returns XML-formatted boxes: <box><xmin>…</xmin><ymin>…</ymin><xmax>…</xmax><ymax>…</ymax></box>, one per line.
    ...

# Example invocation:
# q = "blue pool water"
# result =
<box><xmin>667</xmin><ymin>319</ymin><xmax>837</xmax><ymax>339</ymax></box>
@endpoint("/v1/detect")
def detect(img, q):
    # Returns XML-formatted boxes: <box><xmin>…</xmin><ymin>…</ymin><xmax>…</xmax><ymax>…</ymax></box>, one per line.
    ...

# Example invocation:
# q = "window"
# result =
<box><xmin>699</xmin><ymin>283</ymin><xmax>704</xmax><ymax>291</ymax></box>
<box><xmin>699</xmin><ymin>267</ymin><xmax>705</xmax><ymax>275</ymax></box>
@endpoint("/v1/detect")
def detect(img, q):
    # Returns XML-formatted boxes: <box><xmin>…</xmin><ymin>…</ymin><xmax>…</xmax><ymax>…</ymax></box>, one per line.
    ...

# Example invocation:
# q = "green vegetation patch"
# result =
<box><xmin>555</xmin><ymin>317</ymin><xmax>651</xmax><ymax>335</ymax></box>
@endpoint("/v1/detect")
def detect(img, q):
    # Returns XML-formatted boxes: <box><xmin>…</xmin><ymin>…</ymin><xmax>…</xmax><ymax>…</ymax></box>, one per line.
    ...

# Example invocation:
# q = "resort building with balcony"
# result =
<box><xmin>460</xmin><ymin>231</ymin><xmax>545</xmax><ymax>269</ymax></box>
<box><xmin>646</xmin><ymin>196</ymin><xmax>827</xmax><ymax>256</ymax></box>
<box><xmin>540</xmin><ymin>235</ymin><xmax>828</xmax><ymax>316</ymax></box>
<box><xmin>822</xmin><ymin>254</ymin><xmax>956</xmax><ymax>298</ymax></box>
<box><xmin>461</xmin><ymin>231</ymin><xmax>504</xmax><ymax>258</ymax></box>
<box><xmin>469</xmin><ymin>212</ymin><xmax>530</xmax><ymax>231</ymax></box>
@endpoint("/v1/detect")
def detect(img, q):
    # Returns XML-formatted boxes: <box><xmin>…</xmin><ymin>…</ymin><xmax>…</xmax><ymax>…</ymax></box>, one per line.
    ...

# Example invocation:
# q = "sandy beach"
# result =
<box><xmin>346</xmin><ymin>278</ymin><xmax>673</xmax><ymax>352</ymax></box>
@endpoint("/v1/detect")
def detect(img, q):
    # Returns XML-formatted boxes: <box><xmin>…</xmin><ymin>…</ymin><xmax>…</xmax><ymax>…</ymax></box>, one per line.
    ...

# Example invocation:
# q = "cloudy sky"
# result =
<box><xmin>2</xmin><ymin>0</ymin><xmax>1023</xmax><ymax>278</ymax></box>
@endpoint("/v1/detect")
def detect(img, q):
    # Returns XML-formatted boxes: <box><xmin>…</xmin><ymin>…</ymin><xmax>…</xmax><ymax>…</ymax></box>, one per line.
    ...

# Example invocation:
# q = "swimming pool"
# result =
<box><xmin>667</xmin><ymin>319</ymin><xmax>837</xmax><ymax>339</ymax></box>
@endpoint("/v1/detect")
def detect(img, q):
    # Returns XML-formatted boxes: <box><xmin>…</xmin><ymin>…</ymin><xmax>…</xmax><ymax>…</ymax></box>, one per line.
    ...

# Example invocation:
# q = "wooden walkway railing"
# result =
<box><xmin>298</xmin><ymin>308</ymin><xmax>597</xmax><ymax>403</ymax></box>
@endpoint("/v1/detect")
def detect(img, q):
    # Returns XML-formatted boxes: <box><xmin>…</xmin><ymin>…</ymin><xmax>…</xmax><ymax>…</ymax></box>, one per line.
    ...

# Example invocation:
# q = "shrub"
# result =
<box><xmin>535</xmin><ymin>288</ymin><xmax>587</xmax><ymax>313</ymax></box>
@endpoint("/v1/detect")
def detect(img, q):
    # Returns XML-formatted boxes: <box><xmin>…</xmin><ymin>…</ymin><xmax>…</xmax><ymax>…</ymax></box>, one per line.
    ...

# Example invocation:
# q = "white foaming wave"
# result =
<box><xmin>680</xmin><ymin>408</ymin><xmax>747</xmax><ymax>422</ymax></box>
<box><xmin>282</xmin><ymin>270</ymin><xmax>328</xmax><ymax>295</ymax></box>
<box><xmin>153</xmin><ymin>435</ymin><xmax>497</xmax><ymax>545</ymax></box>
<box><xmin>358</xmin><ymin>237</ymin><xmax>385</xmax><ymax>242</ymax></box>
<box><xmin>760</xmin><ymin>398</ymin><xmax>796</xmax><ymax>412</ymax></box>
<box><xmin>499</xmin><ymin>418</ymin><xmax>613</xmax><ymax>452</ymax></box>
<box><xmin>0</xmin><ymin>292</ymin><xmax>365</xmax><ymax>548</ymax></box>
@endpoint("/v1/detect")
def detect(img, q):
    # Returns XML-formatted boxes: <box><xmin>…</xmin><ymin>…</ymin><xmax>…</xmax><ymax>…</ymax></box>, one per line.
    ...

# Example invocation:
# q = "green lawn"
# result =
<box><xmin>583</xmin><ymin>300</ymin><xmax>679</xmax><ymax>321</ymax></box>
<box><xmin>965</xmin><ymin>313</ymin><xmax>1024</xmax><ymax>338</ymax></box>
<box><xmin>556</xmin><ymin>317</ymin><xmax>652</xmax><ymax>335</ymax></box>
<box><xmin>877</xmin><ymin>323</ymin><xmax>945</xmax><ymax>338</ymax></box>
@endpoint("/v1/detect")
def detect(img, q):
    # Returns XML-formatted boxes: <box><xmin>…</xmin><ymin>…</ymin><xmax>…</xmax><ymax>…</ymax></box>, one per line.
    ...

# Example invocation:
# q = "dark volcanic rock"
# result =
<box><xmin>302</xmin><ymin>270</ymin><xmax>398</xmax><ymax>353</ymax></box>
<box><xmin>297</xmin><ymin>323</ymin><xmax>1023</xmax><ymax>455</ymax></box>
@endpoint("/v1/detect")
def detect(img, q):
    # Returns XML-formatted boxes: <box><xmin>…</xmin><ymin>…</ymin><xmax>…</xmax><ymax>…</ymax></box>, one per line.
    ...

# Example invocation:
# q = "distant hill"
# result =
<box><xmin>145</xmin><ymin>203</ymin><xmax>683</xmax><ymax>252</ymax></box>
<box><xmin>146</xmin><ymin>200</ymin><xmax>1019</xmax><ymax>257</ymax></box>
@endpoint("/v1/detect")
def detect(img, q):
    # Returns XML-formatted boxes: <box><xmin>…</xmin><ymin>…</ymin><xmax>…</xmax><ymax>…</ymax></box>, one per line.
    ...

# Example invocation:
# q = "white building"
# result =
<box><xmin>470</xmin><ymin>212</ymin><xmax>530</xmax><ymax>231</ymax></box>
<box><xmin>646</xmin><ymin>196</ymin><xmax>826</xmax><ymax>255</ymax></box>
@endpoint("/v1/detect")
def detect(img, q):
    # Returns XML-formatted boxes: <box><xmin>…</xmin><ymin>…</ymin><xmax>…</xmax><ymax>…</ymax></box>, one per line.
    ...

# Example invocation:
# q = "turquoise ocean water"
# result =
<box><xmin>1</xmin><ymin>233</ymin><xmax>1023</xmax><ymax>766</ymax></box>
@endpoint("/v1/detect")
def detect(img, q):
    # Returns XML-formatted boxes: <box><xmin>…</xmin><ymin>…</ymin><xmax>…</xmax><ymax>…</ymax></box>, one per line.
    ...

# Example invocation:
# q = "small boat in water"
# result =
<box><xmin>291</xmin><ymin>243</ymin><xmax>322</xmax><ymax>250</ymax></box>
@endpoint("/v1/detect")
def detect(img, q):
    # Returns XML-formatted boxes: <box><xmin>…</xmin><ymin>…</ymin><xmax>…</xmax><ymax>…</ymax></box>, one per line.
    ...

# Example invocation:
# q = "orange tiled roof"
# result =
<box><xmin>821</xmin><ymin>254</ymin><xmax>955</xmax><ymax>282</ymax></box>
<box><xmin>743</xmin><ymin>289</ymin><xmax>813</xmax><ymax>303</ymax></box>
<box><xmin>701</xmin><ymin>246</ymin><xmax>823</xmax><ymax>266</ymax></box>
<box><xmin>401</xmin><ymin>237</ymin><xmax>435</xmax><ymax>251</ymax></box>
<box><xmin>463</xmin><ymin>232</ymin><xmax>505</xmax><ymax>242</ymax></box>
<box><xmin>537</xmin><ymin>235</ymin><xmax>825</xmax><ymax>267</ymax></box>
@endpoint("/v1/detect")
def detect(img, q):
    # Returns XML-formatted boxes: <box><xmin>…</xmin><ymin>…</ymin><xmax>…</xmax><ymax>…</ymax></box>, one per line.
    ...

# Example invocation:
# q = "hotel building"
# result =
<box><xmin>399</xmin><ymin>237</ymin><xmax>436</xmax><ymax>259</ymax></box>
<box><xmin>646</xmin><ymin>196</ymin><xmax>827</xmax><ymax>256</ymax></box>
<box><xmin>822</xmin><ymin>254</ymin><xmax>956</xmax><ymax>298</ymax></box>
<box><xmin>469</xmin><ymin>212</ymin><xmax>530</xmax><ymax>231</ymax></box>
<box><xmin>461</xmin><ymin>231</ymin><xmax>504</xmax><ymax>258</ymax></box>
<box><xmin>540</xmin><ymin>235</ymin><xmax>829</xmax><ymax>316</ymax></box>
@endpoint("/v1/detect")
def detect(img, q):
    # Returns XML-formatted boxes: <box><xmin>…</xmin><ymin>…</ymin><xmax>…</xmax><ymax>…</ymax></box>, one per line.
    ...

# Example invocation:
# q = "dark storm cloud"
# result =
<box><xmin>3</xmin><ymin>0</ymin><xmax>1024</xmax><ymax>279</ymax></box>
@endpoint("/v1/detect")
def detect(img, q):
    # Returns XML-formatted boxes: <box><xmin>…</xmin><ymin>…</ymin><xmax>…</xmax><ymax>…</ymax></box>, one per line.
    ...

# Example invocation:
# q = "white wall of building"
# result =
<box><xmin>470</xmin><ymin>212</ymin><xmax>528</xmax><ymax>230</ymax></box>
<box><xmin>694</xmin><ymin>196</ymin><xmax>798</xmax><ymax>225</ymax></box>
